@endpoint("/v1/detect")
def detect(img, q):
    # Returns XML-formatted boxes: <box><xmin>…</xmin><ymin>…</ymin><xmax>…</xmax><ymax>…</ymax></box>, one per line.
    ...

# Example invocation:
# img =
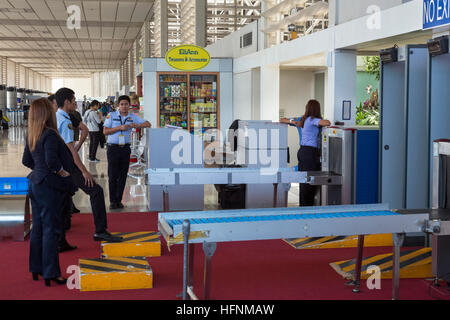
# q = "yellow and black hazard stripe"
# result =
<box><xmin>330</xmin><ymin>247</ymin><xmax>432</xmax><ymax>280</ymax></box>
<box><xmin>283</xmin><ymin>234</ymin><xmax>393</xmax><ymax>250</ymax></box>
<box><xmin>284</xmin><ymin>236</ymin><xmax>353</xmax><ymax>249</ymax></box>
<box><xmin>104</xmin><ymin>231</ymin><xmax>160</xmax><ymax>243</ymax></box>
<box><xmin>101</xmin><ymin>232</ymin><xmax>161</xmax><ymax>258</ymax></box>
<box><xmin>80</xmin><ymin>257</ymin><xmax>151</xmax><ymax>274</ymax></box>
<box><xmin>79</xmin><ymin>257</ymin><xmax>153</xmax><ymax>292</ymax></box>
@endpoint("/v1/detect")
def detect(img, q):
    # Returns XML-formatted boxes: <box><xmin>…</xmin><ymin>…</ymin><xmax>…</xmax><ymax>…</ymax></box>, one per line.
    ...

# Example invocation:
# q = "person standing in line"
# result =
<box><xmin>103</xmin><ymin>95</ymin><xmax>151</xmax><ymax>210</ymax></box>
<box><xmin>295</xmin><ymin>100</ymin><xmax>330</xmax><ymax>207</ymax></box>
<box><xmin>49</xmin><ymin>95</ymin><xmax>88</xmax><ymax>154</ymax></box>
<box><xmin>83</xmin><ymin>100</ymin><xmax>103</xmax><ymax>163</ymax></box>
<box><xmin>22</xmin><ymin>98</ymin><xmax>77</xmax><ymax>286</ymax></box>
<box><xmin>71</xmin><ymin>108</ymin><xmax>85</xmax><ymax>145</ymax></box>
<box><xmin>101</xmin><ymin>103</ymin><xmax>109</xmax><ymax>117</ymax></box>
<box><xmin>49</xmin><ymin>95</ymin><xmax>84</xmax><ymax>217</ymax></box>
<box><xmin>55</xmin><ymin>88</ymin><xmax>122</xmax><ymax>243</ymax></box>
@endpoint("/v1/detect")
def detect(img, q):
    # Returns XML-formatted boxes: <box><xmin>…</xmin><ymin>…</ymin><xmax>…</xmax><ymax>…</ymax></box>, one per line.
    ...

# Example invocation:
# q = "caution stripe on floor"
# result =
<box><xmin>80</xmin><ymin>257</ymin><xmax>151</xmax><ymax>274</ymax></box>
<box><xmin>101</xmin><ymin>231</ymin><xmax>161</xmax><ymax>258</ymax></box>
<box><xmin>79</xmin><ymin>257</ymin><xmax>153</xmax><ymax>292</ymax></box>
<box><xmin>283</xmin><ymin>234</ymin><xmax>392</xmax><ymax>249</ymax></box>
<box><xmin>329</xmin><ymin>247</ymin><xmax>432</xmax><ymax>280</ymax></box>
<box><xmin>108</xmin><ymin>231</ymin><xmax>160</xmax><ymax>243</ymax></box>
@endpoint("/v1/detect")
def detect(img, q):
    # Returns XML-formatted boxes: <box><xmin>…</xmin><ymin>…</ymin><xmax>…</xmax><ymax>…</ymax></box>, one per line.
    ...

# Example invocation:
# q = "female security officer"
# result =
<box><xmin>288</xmin><ymin>100</ymin><xmax>330</xmax><ymax>206</ymax></box>
<box><xmin>103</xmin><ymin>95</ymin><xmax>151</xmax><ymax>209</ymax></box>
<box><xmin>22</xmin><ymin>98</ymin><xmax>78</xmax><ymax>286</ymax></box>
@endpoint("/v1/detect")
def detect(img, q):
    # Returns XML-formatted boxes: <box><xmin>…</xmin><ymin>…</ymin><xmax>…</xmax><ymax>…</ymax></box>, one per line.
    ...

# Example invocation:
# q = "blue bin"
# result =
<box><xmin>0</xmin><ymin>177</ymin><xmax>29</xmax><ymax>195</ymax></box>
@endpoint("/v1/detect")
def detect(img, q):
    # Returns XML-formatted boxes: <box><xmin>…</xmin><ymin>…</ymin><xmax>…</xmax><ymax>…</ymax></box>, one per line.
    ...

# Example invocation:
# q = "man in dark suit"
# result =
<box><xmin>55</xmin><ymin>88</ymin><xmax>122</xmax><ymax>243</ymax></box>
<box><xmin>49</xmin><ymin>95</ymin><xmax>85</xmax><ymax>217</ymax></box>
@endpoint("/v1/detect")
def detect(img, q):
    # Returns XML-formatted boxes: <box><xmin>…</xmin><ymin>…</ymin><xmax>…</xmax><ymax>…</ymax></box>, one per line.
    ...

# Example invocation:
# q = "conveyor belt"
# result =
<box><xmin>158</xmin><ymin>203</ymin><xmax>431</xmax><ymax>301</ymax></box>
<box><xmin>158</xmin><ymin>204</ymin><xmax>428</xmax><ymax>245</ymax></box>
<box><xmin>165</xmin><ymin>210</ymin><xmax>399</xmax><ymax>229</ymax></box>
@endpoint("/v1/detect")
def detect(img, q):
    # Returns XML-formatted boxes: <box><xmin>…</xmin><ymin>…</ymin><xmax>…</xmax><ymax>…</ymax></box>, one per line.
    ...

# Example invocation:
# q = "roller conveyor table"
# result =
<box><xmin>158</xmin><ymin>204</ymin><xmax>430</xmax><ymax>300</ymax></box>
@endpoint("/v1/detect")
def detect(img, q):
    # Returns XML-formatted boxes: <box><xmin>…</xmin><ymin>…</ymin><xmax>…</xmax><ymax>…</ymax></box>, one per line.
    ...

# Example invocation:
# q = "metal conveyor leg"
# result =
<box><xmin>163</xmin><ymin>185</ymin><xmax>169</xmax><ymax>212</ymax></box>
<box><xmin>273</xmin><ymin>183</ymin><xmax>278</xmax><ymax>208</ymax></box>
<box><xmin>203</xmin><ymin>242</ymin><xmax>217</xmax><ymax>300</ymax></box>
<box><xmin>392</xmin><ymin>233</ymin><xmax>405</xmax><ymax>300</ymax></box>
<box><xmin>182</xmin><ymin>220</ymin><xmax>190</xmax><ymax>300</ymax></box>
<box><xmin>353</xmin><ymin>235</ymin><xmax>365</xmax><ymax>293</ymax></box>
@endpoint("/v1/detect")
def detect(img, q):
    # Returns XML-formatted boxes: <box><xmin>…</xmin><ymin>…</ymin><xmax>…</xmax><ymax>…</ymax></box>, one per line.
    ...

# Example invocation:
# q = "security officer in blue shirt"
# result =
<box><xmin>104</xmin><ymin>95</ymin><xmax>151</xmax><ymax>209</ymax></box>
<box><xmin>55</xmin><ymin>88</ymin><xmax>122</xmax><ymax>242</ymax></box>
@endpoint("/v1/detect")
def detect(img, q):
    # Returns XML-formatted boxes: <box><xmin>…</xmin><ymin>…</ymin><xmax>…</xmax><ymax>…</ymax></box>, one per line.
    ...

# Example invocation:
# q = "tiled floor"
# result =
<box><xmin>0</xmin><ymin>126</ymin><xmax>301</xmax><ymax>213</ymax></box>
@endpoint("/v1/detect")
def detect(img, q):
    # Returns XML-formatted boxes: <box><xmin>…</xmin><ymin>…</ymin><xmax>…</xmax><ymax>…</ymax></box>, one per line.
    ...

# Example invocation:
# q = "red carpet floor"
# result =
<box><xmin>0</xmin><ymin>212</ymin><xmax>448</xmax><ymax>300</ymax></box>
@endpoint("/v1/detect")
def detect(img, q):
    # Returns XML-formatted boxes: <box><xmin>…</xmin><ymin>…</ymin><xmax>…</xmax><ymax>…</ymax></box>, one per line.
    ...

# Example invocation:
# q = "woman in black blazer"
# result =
<box><xmin>22</xmin><ymin>98</ymin><xmax>78</xmax><ymax>287</ymax></box>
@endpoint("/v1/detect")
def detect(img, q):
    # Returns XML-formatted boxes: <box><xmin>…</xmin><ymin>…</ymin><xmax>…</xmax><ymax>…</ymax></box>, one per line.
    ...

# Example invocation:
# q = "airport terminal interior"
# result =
<box><xmin>1</xmin><ymin>0</ymin><xmax>450</xmax><ymax>301</ymax></box>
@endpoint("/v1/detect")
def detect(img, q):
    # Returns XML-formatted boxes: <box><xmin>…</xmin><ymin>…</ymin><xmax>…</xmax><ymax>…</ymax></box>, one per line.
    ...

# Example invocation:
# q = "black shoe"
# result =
<box><xmin>58</xmin><ymin>241</ymin><xmax>77</xmax><ymax>253</ymax></box>
<box><xmin>45</xmin><ymin>277</ymin><xmax>67</xmax><ymax>287</ymax></box>
<box><xmin>32</xmin><ymin>272</ymin><xmax>42</xmax><ymax>281</ymax></box>
<box><xmin>117</xmin><ymin>203</ymin><xmax>124</xmax><ymax>209</ymax></box>
<box><xmin>93</xmin><ymin>231</ymin><xmax>123</xmax><ymax>242</ymax></box>
<box><xmin>110</xmin><ymin>203</ymin><xmax>119</xmax><ymax>210</ymax></box>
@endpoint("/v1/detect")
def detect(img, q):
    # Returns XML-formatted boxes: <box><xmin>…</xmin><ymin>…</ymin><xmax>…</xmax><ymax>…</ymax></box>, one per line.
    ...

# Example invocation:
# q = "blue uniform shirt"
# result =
<box><xmin>56</xmin><ymin>109</ymin><xmax>74</xmax><ymax>144</ymax></box>
<box><xmin>289</xmin><ymin>117</ymin><xmax>303</xmax><ymax>146</ymax></box>
<box><xmin>104</xmin><ymin>111</ymin><xmax>146</xmax><ymax>145</ymax></box>
<box><xmin>301</xmin><ymin>117</ymin><xmax>321</xmax><ymax>148</ymax></box>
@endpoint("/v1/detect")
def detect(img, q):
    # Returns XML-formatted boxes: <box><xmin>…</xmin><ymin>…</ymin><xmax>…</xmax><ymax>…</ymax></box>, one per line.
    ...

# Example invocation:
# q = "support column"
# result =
<box><xmin>259</xmin><ymin>1</ymin><xmax>268</xmax><ymax>50</ymax></box>
<box><xmin>260</xmin><ymin>64</ymin><xmax>280</xmax><ymax>121</ymax></box>
<box><xmin>143</xmin><ymin>21</ymin><xmax>151</xmax><ymax>58</ymax></box>
<box><xmin>326</xmin><ymin>49</ymin><xmax>357</xmax><ymax>125</ymax></box>
<box><xmin>120</xmin><ymin>64</ymin><xmax>124</xmax><ymax>89</ymax></box>
<box><xmin>1</xmin><ymin>57</ymin><xmax>7</xmax><ymax>85</ymax></box>
<box><xmin>124</xmin><ymin>56</ymin><xmax>129</xmax><ymax>88</ymax></box>
<box><xmin>155</xmin><ymin>0</ymin><xmax>168</xmax><ymax>56</ymax></box>
<box><xmin>128</xmin><ymin>51</ymin><xmax>133</xmax><ymax>89</ymax></box>
<box><xmin>91</xmin><ymin>73</ymin><xmax>95</xmax><ymax>97</ymax></box>
<box><xmin>195</xmin><ymin>0</ymin><xmax>207</xmax><ymax>47</ymax></box>
<box><xmin>15</xmin><ymin>64</ymin><xmax>20</xmax><ymax>88</ymax></box>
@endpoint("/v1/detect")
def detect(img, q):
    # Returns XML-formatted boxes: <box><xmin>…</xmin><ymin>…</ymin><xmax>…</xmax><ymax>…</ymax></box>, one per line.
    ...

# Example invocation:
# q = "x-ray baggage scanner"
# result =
<box><xmin>321</xmin><ymin>126</ymin><xmax>379</xmax><ymax>206</ymax></box>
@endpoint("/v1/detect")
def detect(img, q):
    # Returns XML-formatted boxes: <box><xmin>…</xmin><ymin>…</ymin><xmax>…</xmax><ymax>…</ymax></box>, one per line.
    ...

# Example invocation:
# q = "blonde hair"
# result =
<box><xmin>28</xmin><ymin>98</ymin><xmax>58</xmax><ymax>152</ymax></box>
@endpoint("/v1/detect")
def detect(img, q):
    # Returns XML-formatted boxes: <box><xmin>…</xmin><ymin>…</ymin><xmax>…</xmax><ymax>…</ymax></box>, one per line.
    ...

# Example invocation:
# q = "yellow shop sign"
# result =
<box><xmin>165</xmin><ymin>45</ymin><xmax>211</xmax><ymax>71</ymax></box>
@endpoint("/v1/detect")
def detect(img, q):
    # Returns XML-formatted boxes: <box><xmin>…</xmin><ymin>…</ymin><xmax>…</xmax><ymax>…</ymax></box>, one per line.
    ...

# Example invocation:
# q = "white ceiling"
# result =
<box><xmin>0</xmin><ymin>0</ymin><xmax>154</xmax><ymax>78</ymax></box>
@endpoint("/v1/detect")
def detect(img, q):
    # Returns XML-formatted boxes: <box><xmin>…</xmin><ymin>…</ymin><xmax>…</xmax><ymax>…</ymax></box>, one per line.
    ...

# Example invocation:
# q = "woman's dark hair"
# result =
<box><xmin>28</xmin><ymin>98</ymin><xmax>58</xmax><ymax>152</ymax></box>
<box><xmin>48</xmin><ymin>95</ymin><xmax>56</xmax><ymax>103</ymax></box>
<box><xmin>298</xmin><ymin>99</ymin><xmax>322</xmax><ymax>128</ymax></box>
<box><xmin>90</xmin><ymin>100</ymin><xmax>101</xmax><ymax>108</ymax></box>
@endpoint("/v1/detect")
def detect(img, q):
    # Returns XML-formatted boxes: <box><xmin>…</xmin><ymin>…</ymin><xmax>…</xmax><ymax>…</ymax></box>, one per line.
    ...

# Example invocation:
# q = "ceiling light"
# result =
<box><xmin>0</xmin><ymin>8</ymin><xmax>34</xmax><ymax>13</ymax></box>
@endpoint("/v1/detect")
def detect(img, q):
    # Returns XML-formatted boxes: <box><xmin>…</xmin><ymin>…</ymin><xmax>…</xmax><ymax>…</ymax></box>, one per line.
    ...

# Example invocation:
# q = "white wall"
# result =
<box><xmin>206</xmin><ymin>21</ymin><xmax>259</xmax><ymax>58</ymax></box>
<box><xmin>233</xmin><ymin>71</ymin><xmax>253</xmax><ymax>121</ymax></box>
<box><xmin>91</xmin><ymin>71</ymin><xmax>120</xmax><ymax>98</ymax></box>
<box><xmin>279</xmin><ymin>69</ymin><xmax>315</xmax><ymax>162</ymax></box>
<box><xmin>332</xmin><ymin>0</ymin><xmax>409</xmax><ymax>25</ymax></box>
<box><xmin>62</xmin><ymin>78</ymin><xmax>92</xmax><ymax>99</ymax></box>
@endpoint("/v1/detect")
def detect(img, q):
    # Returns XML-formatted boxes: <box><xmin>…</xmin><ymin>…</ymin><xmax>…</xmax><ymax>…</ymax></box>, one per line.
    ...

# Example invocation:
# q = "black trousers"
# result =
<box><xmin>298</xmin><ymin>146</ymin><xmax>321</xmax><ymax>207</ymax></box>
<box><xmin>107</xmin><ymin>144</ymin><xmax>131</xmax><ymax>204</ymax></box>
<box><xmin>29</xmin><ymin>183</ymin><xmax>63</xmax><ymax>279</ymax></box>
<box><xmin>88</xmin><ymin>131</ymin><xmax>100</xmax><ymax>160</ymax></box>
<box><xmin>98</xmin><ymin>123</ymin><xmax>106</xmax><ymax>148</ymax></box>
<box><xmin>72</xmin><ymin>168</ymin><xmax>108</xmax><ymax>234</ymax></box>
